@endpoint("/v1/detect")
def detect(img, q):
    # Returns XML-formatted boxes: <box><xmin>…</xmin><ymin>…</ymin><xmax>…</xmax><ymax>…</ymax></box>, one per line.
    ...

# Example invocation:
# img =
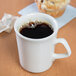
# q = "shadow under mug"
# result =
<box><xmin>14</xmin><ymin>13</ymin><xmax>71</xmax><ymax>73</ymax></box>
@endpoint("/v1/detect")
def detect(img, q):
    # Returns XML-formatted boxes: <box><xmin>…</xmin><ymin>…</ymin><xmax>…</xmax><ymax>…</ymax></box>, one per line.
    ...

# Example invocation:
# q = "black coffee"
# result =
<box><xmin>20</xmin><ymin>22</ymin><xmax>54</xmax><ymax>39</ymax></box>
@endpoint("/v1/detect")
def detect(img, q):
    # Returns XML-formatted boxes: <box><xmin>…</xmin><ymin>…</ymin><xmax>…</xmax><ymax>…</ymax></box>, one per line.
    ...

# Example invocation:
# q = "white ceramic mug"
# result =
<box><xmin>14</xmin><ymin>13</ymin><xmax>71</xmax><ymax>73</ymax></box>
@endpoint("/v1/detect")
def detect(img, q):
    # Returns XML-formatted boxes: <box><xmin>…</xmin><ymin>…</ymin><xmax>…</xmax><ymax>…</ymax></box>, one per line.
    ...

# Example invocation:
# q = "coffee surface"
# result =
<box><xmin>20</xmin><ymin>22</ymin><xmax>54</xmax><ymax>39</ymax></box>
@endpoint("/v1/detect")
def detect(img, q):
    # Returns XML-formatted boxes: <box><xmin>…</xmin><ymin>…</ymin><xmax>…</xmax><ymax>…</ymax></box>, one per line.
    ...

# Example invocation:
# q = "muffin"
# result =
<box><xmin>35</xmin><ymin>0</ymin><xmax>70</xmax><ymax>18</ymax></box>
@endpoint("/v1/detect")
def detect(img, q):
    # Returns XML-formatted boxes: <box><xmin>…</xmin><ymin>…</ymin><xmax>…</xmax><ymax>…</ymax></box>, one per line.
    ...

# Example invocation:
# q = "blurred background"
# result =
<box><xmin>0</xmin><ymin>0</ymin><xmax>75</xmax><ymax>18</ymax></box>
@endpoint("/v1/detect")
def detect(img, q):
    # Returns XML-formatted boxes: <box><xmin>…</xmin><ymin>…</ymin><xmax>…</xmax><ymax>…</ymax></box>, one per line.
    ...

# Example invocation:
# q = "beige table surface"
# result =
<box><xmin>0</xmin><ymin>0</ymin><xmax>76</xmax><ymax>76</ymax></box>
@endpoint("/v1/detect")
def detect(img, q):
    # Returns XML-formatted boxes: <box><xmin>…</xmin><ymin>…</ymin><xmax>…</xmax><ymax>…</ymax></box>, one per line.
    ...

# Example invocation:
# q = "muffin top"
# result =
<box><xmin>37</xmin><ymin>0</ymin><xmax>70</xmax><ymax>11</ymax></box>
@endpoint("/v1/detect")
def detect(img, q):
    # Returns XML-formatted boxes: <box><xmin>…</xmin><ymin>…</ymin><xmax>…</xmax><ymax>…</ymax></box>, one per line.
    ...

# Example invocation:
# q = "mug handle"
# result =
<box><xmin>53</xmin><ymin>38</ymin><xmax>71</xmax><ymax>59</ymax></box>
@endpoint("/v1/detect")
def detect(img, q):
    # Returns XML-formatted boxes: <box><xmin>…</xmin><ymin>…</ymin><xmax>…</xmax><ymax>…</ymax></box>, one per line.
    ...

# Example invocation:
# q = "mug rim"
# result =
<box><xmin>14</xmin><ymin>13</ymin><xmax>58</xmax><ymax>42</ymax></box>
